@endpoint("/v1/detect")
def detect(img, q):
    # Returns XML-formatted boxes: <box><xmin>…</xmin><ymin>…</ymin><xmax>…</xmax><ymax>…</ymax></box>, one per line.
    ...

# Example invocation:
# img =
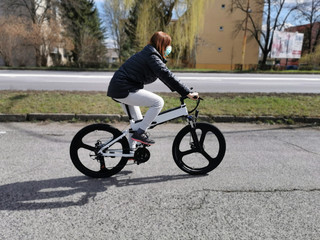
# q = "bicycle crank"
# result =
<box><xmin>134</xmin><ymin>147</ymin><xmax>150</xmax><ymax>165</ymax></box>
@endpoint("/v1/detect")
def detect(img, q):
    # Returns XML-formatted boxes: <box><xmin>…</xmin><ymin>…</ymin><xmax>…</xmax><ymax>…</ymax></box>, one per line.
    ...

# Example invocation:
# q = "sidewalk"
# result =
<box><xmin>1</xmin><ymin>113</ymin><xmax>319</xmax><ymax>124</ymax></box>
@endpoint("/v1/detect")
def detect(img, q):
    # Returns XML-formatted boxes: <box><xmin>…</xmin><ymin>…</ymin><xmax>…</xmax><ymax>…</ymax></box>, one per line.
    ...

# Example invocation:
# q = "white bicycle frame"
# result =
<box><xmin>97</xmin><ymin>104</ymin><xmax>189</xmax><ymax>158</ymax></box>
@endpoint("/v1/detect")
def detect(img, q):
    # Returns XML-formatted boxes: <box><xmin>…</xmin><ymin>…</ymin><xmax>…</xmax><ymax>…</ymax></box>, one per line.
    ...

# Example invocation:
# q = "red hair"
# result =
<box><xmin>149</xmin><ymin>31</ymin><xmax>172</xmax><ymax>58</ymax></box>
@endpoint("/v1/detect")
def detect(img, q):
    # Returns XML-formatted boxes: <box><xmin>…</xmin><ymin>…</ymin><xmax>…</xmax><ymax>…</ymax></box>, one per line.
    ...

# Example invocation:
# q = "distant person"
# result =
<box><xmin>107</xmin><ymin>31</ymin><xmax>199</xmax><ymax>145</ymax></box>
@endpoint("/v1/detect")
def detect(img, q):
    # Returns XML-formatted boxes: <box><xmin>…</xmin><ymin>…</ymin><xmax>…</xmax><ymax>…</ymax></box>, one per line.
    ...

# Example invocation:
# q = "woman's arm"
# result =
<box><xmin>147</xmin><ymin>53</ymin><xmax>191</xmax><ymax>96</ymax></box>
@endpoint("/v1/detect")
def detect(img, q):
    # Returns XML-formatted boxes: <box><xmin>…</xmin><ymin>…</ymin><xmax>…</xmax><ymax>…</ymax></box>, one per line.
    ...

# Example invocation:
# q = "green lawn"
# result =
<box><xmin>1</xmin><ymin>91</ymin><xmax>320</xmax><ymax>118</ymax></box>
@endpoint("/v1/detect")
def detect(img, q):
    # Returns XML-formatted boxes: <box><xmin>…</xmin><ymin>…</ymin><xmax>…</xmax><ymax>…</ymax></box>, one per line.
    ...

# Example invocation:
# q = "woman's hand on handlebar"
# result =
<box><xmin>187</xmin><ymin>92</ymin><xmax>199</xmax><ymax>100</ymax></box>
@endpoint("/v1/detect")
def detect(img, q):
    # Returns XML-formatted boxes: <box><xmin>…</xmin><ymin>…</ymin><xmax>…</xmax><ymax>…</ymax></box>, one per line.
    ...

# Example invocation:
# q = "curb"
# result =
<box><xmin>0</xmin><ymin>113</ymin><xmax>319</xmax><ymax>124</ymax></box>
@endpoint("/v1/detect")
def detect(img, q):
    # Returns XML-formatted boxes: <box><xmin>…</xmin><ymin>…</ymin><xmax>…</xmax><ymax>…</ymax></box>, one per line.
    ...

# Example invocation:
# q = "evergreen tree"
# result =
<box><xmin>124</xmin><ymin>1</ymin><xmax>140</xmax><ymax>53</ymax></box>
<box><xmin>59</xmin><ymin>0</ymin><xmax>106</xmax><ymax>67</ymax></box>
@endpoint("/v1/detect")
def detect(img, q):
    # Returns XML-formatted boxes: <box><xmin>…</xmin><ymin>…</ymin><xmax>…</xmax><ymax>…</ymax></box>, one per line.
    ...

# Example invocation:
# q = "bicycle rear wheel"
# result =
<box><xmin>70</xmin><ymin>124</ymin><xmax>129</xmax><ymax>178</ymax></box>
<box><xmin>172</xmin><ymin>123</ymin><xmax>226</xmax><ymax>175</ymax></box>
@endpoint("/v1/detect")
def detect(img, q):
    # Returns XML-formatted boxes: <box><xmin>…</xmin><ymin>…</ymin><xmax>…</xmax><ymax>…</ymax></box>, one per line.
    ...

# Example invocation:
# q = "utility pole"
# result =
<box><xmin>241</xmin><ymin>0</ymin><xmax>251</xmax><ymax>71</ymax></box>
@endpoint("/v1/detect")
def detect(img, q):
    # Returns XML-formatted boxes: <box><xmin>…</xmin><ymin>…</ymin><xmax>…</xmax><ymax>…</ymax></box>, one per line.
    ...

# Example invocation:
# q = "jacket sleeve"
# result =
<box><xmin>147</xmin><ymin>53</ymin><xmax>191</xmax><ymax>96</ymax></box>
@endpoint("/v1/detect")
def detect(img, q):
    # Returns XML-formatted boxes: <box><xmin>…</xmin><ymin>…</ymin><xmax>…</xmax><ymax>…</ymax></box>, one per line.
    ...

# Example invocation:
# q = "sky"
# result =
<box><xmin>95</xmin><ymin>0</ymin><xmax>104</xmax><ymax>8</ymax></box>
<box><xmin>94</xmin><ymin>0</ymin><xmax>105</xmax><ymax>18</ymax></box>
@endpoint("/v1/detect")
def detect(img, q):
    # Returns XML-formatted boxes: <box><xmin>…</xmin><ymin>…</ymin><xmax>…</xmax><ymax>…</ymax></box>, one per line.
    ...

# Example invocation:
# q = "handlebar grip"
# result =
<box><xmin>180</xmin><ymin>96</ymin><xmax>203</xmax><ymax>104</ymax></box>
<box><xmin>194</xmin><ymin>97</ymin><xmax>203</xmax><ymax>101</ymax></box>
<box><xmin>192</xmin><ymin>96</ymin><xmax>204</xmax><ymax>100</ymax></box>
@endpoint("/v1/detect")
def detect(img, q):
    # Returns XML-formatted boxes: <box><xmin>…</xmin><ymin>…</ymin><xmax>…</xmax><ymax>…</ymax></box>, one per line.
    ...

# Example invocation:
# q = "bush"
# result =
<box><xmin>298</xmin><ymin>64</ymin><xmax>314</xmax><ymax>71</ymax></box>
<box><xmin>300</xmin><ymin>44</ymin><xmax>320</xmax><ymax>70</ymax></box>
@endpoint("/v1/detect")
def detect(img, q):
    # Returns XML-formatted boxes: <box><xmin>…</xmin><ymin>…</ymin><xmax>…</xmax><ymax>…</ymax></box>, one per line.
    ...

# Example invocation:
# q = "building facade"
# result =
<box><xmin>196</xmin><ymin>0</ymin><xmax>263</xmax><ymax>70</ymax></box>
<box><xmin>278</xmin><ymin>22</ymin><xmax>320</xmax><ymax>68</ymax></box>
<box><xmin>286</xmin><ymin>22</ymin><xmax>320</xmax><ymax>54</ymax></box>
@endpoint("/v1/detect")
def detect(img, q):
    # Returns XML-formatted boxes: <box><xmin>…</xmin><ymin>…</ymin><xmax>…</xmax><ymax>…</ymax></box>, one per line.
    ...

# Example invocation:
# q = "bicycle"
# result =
<box><xmin>70</xmin><ymin>96</ymin><xmax>226</xmax><ymax>178</ymax></box>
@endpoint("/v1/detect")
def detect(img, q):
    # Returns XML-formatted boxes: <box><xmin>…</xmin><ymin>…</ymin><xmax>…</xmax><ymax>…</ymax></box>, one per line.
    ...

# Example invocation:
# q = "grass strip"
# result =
<box><xmin>1</xmin><ymin>91</ymin><xmax>320</xmax><ymax>118</ymax></box>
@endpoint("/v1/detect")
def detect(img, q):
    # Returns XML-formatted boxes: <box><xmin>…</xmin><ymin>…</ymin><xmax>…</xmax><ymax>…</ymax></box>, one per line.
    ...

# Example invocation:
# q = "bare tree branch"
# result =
<box><xmin>295</xmin><ymin>0</ymin><xmax>320</xmax><ymax>53</ymax></box>
<box><xmin>231</xmin><ymin>0</ymin><xmax>297</xmax><ymax>69</ymax></box>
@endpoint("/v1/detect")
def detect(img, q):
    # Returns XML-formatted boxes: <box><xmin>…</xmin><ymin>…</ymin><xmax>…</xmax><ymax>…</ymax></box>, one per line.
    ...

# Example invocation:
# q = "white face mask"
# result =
<box><xmin>164</xmin><ymin>45</ymin><xmax>172</xmax><ymax>57</ymax></box>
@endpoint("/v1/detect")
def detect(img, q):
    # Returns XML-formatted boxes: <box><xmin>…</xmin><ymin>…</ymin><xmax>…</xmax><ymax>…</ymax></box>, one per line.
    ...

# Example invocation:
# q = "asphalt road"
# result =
<box><xmin>0</xmin><ymin>122</ymin><xmax>319</xmax><ymax>239</ymax></box>
<box><xmin>0</xmin><ymin>70</ymin><xmax>320</xmax><ymax>93</ymax></box>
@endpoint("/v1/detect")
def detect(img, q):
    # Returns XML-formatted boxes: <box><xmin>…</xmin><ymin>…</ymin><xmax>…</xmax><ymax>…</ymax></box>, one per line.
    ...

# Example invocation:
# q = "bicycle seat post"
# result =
<box><xmin>128</xmin><ymin>119</ymin><xmax>137</xmax><ymax>150</ymax></box>
<box><xmin>129</xmin><ymin>119</ymin><xmax>135</xmax><ymax>129</ymax></box>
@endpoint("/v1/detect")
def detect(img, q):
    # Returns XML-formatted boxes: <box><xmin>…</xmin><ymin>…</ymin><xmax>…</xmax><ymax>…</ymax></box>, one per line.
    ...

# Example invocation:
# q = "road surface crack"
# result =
<box><xmin>281</xmin><ymin>140</ymin><xmax>320</xmax><ymax>156</ymax></box>
<box><xmin>201</xmin><ymin>188</ymin><xmax>320</xmax><ymax>193</ymax></box>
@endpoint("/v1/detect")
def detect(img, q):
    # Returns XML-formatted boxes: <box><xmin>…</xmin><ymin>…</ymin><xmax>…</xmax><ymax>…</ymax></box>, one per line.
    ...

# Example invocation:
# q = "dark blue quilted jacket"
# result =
<box><xmin>107</xmin><ymin>44</ymin><xmax>191</xmax><ymax>98</ymax></box>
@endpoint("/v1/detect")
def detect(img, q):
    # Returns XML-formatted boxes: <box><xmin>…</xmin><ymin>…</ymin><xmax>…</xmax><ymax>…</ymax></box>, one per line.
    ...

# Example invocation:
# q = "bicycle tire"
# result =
<box><xmin>172</xmin><ymin>123</ymin><xmax>226</xmax><ymax>175</ymax></box>
<box><xmin>70</xmin><ymin>124</ymin><xmax>130</xmax><ymax>178</ymax></box>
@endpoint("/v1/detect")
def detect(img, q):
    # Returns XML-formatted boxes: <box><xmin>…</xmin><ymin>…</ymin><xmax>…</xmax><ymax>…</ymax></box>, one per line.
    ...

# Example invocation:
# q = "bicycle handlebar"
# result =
<box><xmin>180</xmin><ymin>96</ymin><xmax>203</xmax><ymax>114</ymax></box>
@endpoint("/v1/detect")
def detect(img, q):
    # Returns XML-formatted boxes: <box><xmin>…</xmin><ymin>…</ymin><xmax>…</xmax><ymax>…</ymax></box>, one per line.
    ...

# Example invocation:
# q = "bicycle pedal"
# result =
<box><xmin>135</xmin><ymin>142</ymin><xmax>151</xmax><ymax>147</ymax></box>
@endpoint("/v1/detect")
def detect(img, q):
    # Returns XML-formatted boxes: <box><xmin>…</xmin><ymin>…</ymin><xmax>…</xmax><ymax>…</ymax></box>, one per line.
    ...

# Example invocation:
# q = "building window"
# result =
<box><xmin>218</xmin><ymin>47</ymin><xmax>223</xmax><ymax>52</ymax></box>
<box><xmin>221</xmin><ymin>4</ymin><xmax>226</xmax><ymax>9</ymax></box>
<box><xmin>219</xmin><ymin>26</ymin><xmax>224</xmax><ymax>31</ymax></box>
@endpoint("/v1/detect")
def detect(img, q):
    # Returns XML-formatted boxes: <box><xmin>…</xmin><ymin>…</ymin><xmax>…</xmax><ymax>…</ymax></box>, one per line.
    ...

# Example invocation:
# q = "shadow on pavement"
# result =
<box><xmin>0</xmin><ymin>172</ymin><xmax>204</xmax><ymax>211</ymax></box>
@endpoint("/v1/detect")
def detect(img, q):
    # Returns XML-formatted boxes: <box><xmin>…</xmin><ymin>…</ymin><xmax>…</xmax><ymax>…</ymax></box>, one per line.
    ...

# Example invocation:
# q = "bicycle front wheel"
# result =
<box><xmin>70</xmin><ymin>124</ymin><xmax>130</xmax><ymax>178</ymax></box>
<box><xmin>172</xmin><ymin>123</ymin><xmax>226</xmax><ymax>175</ymax></box>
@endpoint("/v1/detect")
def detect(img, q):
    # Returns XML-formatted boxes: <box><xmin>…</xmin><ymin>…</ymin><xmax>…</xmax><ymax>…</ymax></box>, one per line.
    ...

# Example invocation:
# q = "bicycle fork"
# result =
<box><xmin>187</xmin><ymin>110</ymin><xmax>203</xmax><ymax>152</ymax></box>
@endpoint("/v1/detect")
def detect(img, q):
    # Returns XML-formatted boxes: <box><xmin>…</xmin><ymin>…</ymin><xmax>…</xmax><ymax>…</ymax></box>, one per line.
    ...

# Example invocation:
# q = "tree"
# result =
<box><xmin>133</xmin><ymin>0</ymin><xmax>178</xmax><ymax>47</ymax></box>
<box><xmin>168</xmin><ymin>0</ymin><xmax>206</xmax><ymax>67</ymax></box>
<box><xmin>231</xmin><ymin>0</ymin><xmax>297</xmax><ymax>69</ymax></box>
<box><xmin>104</xmin><ymin>0</ymin><xmax>207</xmax><ymax>66</ymax></box>
<box><xmin>124</xmin><ymin>1</ymin><xmax>141</xmax><ymax>55</ymax></box>
<box><xmin>0</xmin><ymin>0</ymin><xmax>74</xmax><ymax>66</ymax></box>
<box><xmin>0</xmin><ymin>17</ymin><xmax>28</xmax><ymax>66</ymax></box>
<box><xmin>0</xmin><ymin>0</ymin><xmax>54</xmax><ymax>24</ymax></box>
<box><xmin>26</xmin><ymin>18</ymin><xmax>74</xmax><ymax>66</ymax></box>
<box><xmin>295</xmin><ymin>0</ymin><xmax>320</xmax><ymax>53</ymax></box>
<box><xmin>300</xmin><ymin>43</ymin><xmax>320</xmax><ymax>69</ymax></box>
<box><xmin>0</xmin><ymin>0</ymin><xmax>54</xmax><ymax>66</ymax></box>
<box><xmin>59</xmin><ymin>0</ymin><xmax>107</xmax><ymax>67</ymax></box>
<box><xmin>104</xmin><ymin>0</ymin><xmax>133</xmax><ymax>63</ymax></box>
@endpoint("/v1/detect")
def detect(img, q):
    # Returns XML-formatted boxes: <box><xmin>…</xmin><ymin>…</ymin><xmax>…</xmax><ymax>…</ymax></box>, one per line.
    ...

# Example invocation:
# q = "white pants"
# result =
<box><xmin>114</xmin><ymin>89</ymin><xmax>164</xmax><ymax>131</ymax></box>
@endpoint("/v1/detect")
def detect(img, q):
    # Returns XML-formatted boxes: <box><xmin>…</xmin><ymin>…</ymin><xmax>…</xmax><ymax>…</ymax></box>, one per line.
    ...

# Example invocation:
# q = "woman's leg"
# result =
<box><xmin>115</xmin><ymin>89</ymin><xmax>164</xmax><ymax>131</ymax></box>
<box><xmin>120</xmin><ymin>104</ymin><xmax>143</xmax><ymax>130</ymax></box>
<box><xmin>119</xmin><ymin>104</ymin><xmax>142</xmax><ymax>149</ymax></box>
<box><xmin>114</xmin><ymin>89</ymin><xmax>164</xmax><ymax>144</ymax></box>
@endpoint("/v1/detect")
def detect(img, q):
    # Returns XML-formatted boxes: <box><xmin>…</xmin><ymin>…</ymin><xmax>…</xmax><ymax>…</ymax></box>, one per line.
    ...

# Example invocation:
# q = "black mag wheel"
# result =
<box><xmin>172</xmin><ymin>123</ymin><xmax>226</xmax><ymax>175</ymax></box>
<box><xmin>70</xmin><ymin>124</ymin><xmax>130</xmax><ymax>178</ymax></box>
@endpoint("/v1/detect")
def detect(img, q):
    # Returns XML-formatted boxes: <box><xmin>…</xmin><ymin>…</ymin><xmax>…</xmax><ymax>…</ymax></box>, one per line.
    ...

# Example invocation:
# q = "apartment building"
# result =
<box><xmin>196</xmin><ymin>0</ymin><xmax>264</xmax><ymax>70</ymax></box>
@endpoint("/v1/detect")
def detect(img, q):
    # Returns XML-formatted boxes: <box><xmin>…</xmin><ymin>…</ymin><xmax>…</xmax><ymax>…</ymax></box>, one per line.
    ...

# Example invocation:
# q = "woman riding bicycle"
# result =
<box><xmin>107</xmin><ymin>31</ymin><xmax>199</xmax><ymax>145</ymax></box>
